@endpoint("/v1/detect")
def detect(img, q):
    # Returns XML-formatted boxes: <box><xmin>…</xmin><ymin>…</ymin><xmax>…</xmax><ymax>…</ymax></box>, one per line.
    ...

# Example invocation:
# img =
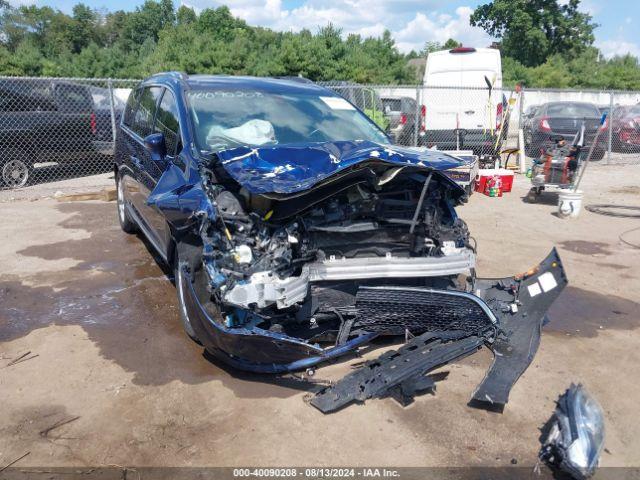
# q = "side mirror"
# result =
<box><xmin>144</xmin><ymin>132</ymin><xmax>166</xmax><ymax>161</ymax></box>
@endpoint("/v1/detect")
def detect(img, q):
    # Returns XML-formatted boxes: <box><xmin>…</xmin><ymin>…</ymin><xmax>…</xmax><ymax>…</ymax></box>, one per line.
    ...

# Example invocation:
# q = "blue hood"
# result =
<box><xmin>216</xmin><ymin>140</ymin><xmax>466</xmax><ymax>195</ymax></box>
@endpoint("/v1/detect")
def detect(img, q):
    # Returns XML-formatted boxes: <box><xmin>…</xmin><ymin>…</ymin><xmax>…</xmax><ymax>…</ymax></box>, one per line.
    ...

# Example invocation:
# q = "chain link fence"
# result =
<box><xmin>1</xmin><ymin>76</ymin><xmax>639</xmax><ymax>192</ymax></box>
<box><xmin>0</xmin><ymin>76</ymin><xmax>138</xmax><ymax>190</ymax></box>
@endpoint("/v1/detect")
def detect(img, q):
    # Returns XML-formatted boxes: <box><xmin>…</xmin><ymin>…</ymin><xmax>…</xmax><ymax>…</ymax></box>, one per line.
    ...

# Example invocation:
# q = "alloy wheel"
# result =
<box><xmin>1</xmin><ymin>159</ymin><xmax>29</xmax><ymax>188</ymax></box>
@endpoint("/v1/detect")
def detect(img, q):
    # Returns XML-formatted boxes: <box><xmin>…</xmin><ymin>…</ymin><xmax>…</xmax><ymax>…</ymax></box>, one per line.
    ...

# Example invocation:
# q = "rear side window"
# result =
<box><xmin>0</xmin><ymin>81</ymin><xmax>55</xmax><ymax>112</ymax></box>
<box><xmin>383</xmin><ymin>99</ymin><xmax>402</xmax><ymax>112</ymax></box>
<box><xmin>132</xmin><ymin>86</ymin><xmax>162</xmax><ymax>138</ymax></box>
<box><xmin>155</xmin><ymin>90</ymin><xmax>181</xmax><ymax>156</ymax></box>
<box><xmin>55</xmin><ymin>84</ymin><xmax>93</xmax><ymax>112</ymax></box>
<box><xmin>402</xmin><ymin>99</ymin><xmax>417</xmax><ymax>112</ymax></box>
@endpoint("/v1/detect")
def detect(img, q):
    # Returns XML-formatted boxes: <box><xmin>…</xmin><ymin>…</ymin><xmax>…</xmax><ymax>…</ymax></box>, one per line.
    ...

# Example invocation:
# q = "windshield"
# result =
<box><xmin>186</xmin><ymin>89</ymin><xmax>389</xmax><ymax>152</ymax></box>
<box><xmin>547</xmin><ymin>103</ymin><xmax>599</xmax><ymax>118</ymax></box>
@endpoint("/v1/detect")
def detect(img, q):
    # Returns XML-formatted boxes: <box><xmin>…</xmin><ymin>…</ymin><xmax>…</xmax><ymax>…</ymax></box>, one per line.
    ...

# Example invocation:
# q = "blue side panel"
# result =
<box><xmin>146</xmin><ymin>158</ymin><xmax>214</xmax><ymax>227</ymax></box>
<box><xmin>217</xmin><ymin>140</ymin><xmax>466</xmax><ymax>195</ymax></box>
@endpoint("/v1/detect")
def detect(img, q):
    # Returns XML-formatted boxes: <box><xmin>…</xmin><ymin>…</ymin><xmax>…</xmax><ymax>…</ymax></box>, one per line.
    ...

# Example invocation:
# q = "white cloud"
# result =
<box><xmin>181</xmin><ymin>0</ymin><xmax>494</xmax><ymax>52</ymax></box>
<box><xmin>597</xmin><ymin>39</ymin><xmax>640</xmax><ymax>59</ymax></box>
<box><xmin>6</xmin><ymin>0</ymin><xmax>37</xmax><ymax>5</ymax></box>
<box><xmin>394</xmin><ymin>6</ymin><xmax>492</xmax><ymax>52</ymax></box>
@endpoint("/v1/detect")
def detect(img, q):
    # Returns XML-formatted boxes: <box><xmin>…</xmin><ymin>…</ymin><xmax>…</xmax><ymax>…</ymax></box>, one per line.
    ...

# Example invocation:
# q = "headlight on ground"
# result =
<box><xmin>540</xmin><ymin>383</ymin><xmax>605</xmax><ymax>479</ymax></box>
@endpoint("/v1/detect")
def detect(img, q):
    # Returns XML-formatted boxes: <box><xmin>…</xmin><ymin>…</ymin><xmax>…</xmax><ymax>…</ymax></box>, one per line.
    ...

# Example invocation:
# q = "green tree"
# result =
<box><xmin>71</xmin><ymin>4</ymin><xmax>99</xmax><ymax>53</ymax></box>
<box><xmin>470</xmin><ymin>0</ymin><xmax>597</xmax><ymax>66</ymax></box>
<box><xmin>419</xmin><ymin>38</ymin><xmax>461</xmax><ymax>57</ymax></box>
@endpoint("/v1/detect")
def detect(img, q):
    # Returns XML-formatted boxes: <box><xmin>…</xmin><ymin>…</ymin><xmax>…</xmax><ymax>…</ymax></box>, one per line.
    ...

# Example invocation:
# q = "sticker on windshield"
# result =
<box><xmin>320</xmin><ymin>96</ymin><xmax>355</xmax><ymax>110</ymax></box>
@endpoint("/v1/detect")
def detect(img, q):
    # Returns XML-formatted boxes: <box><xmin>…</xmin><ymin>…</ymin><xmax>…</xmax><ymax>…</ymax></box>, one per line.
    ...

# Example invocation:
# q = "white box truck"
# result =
<box><xmin>420</xmin><ymin>47</ymin><xmax>505</xmax><ymax>164</ymax></box>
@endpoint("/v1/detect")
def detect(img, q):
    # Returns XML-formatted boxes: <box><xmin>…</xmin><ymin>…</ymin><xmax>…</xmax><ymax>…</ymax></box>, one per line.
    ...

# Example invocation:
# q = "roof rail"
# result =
<box><xmin>150</xmin><ymin>71</ymin><xmax>189</xmax><ymax>81</ymax></box>
<box><xmin>274</xmin><ymin>75</ymin><xmax>314</xmax><ymax>84</ymax></box>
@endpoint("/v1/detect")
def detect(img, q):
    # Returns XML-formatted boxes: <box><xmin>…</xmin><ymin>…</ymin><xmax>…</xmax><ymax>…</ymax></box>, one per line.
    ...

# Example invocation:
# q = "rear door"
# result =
<box><xmin>424</xmin><ymin>49</ymin><xmax>501</xmax><ymax>132</ymax></box>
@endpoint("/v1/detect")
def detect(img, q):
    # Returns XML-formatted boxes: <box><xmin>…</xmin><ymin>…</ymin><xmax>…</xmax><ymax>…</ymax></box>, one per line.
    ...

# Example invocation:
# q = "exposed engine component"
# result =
<box><xmin>197</xmin><ymin>161</ymin><xmax>474</xmax><ymax>334</ymax></box>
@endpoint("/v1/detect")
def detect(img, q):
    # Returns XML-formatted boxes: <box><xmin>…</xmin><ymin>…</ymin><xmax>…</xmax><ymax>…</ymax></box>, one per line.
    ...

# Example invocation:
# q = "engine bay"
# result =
<box><xmin>193</xmin><ymin>160</ymin><xmax>477</xmax><ymax>342</ymax></box>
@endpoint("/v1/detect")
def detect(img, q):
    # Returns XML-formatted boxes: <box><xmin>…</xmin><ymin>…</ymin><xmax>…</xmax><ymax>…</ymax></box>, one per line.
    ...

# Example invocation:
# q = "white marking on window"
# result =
<box><xmin>320</xmin><ymin>96</ymin><xmax>355</xmax><ymax>110</ymax></box>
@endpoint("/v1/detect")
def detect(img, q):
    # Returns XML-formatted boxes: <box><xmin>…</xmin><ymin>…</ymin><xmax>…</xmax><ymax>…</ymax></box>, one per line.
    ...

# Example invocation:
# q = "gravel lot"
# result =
<box><xmin>1</xmin><ymin>164</ymin><xmax>639</xmax><ymax>472</ymax></box>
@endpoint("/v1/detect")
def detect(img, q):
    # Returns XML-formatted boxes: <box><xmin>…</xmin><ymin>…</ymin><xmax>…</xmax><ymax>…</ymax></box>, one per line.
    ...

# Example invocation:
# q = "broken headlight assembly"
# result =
<box><xmin>540</xmin><ymin>383</ymin><xmax>605</xmax><ymax>480</ymax></box>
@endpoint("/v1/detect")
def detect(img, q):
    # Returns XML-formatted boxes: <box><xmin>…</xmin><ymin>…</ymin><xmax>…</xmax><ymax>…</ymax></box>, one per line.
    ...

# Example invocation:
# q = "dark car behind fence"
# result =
<box><xmin>0</xmin><ymin>76</ymin><xmax>138</xmax><ymax>190</ymax></box>
<box><xmin>1</xmin><ymin>76</ymin><xmax>639</xmax><ymax>191</ymax></box>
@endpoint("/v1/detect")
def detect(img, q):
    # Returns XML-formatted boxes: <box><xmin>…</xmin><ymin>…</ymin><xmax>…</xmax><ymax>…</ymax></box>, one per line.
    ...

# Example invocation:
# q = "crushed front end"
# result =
<box><xmin>164</xmin><ymin>142</ymin><xmax>566</xmax><ymax>409</ymax></box>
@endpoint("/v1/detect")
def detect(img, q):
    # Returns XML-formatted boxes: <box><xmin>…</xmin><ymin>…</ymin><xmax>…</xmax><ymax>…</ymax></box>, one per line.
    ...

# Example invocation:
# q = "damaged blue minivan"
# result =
<box><xmin>115</xmin><ymin>72</ymin><xmax>567</xmax><ymax>409</ymax></box>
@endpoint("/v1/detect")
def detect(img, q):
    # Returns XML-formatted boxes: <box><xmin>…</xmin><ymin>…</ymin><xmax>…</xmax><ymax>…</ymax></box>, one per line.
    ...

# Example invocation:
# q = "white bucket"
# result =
<box><xmin>558</xmin><ymin>189</ymin><xmax>583</xmax><ymax>218</ymax></box>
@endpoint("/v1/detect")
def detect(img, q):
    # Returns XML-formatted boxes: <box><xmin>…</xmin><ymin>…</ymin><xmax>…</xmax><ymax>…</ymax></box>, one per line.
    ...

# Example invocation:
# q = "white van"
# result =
<box><xmin>420</xmin><ymin>47</ymin><xmax>504</xmax><ymax>162</ymax></box>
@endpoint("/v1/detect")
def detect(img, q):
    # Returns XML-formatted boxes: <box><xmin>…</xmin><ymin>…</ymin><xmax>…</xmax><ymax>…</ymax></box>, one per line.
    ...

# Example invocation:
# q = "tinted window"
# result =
<box><xmin>382</xmin><ymin>99</ymin><xmax>402</xmax><ymax>112</ymax></box>
<box><xmin>156</xmin><ymin>90</ymin><xmax>181</xmax><ymax>156</ymax></box>
<box><xmin>401</xmin><ymin>98</ymin><xmax>417</xmax><ymax>112</ymax></box>
<box><xmin>546</xmin><ymin>103</ymin><xmax>599</xmax><ymax>118</ymax></box>
<box><xmin>132</xmin><ymin>86</ymin><xmax>162</xmax><ymax>138</ymax></box>
<box><xmin>0</xmin><ymin>81</ymin><xmax>55</xmax><ymax>112</ymax></box>
<box><xmin>123</xmin><ymin>88</ymin><xmax>141</xmax><ymax>128</ymax></box>
<box><xmin>55</xmin><ymin>84</ymin><xmax>93</xmax><ymax>112</ymax></box>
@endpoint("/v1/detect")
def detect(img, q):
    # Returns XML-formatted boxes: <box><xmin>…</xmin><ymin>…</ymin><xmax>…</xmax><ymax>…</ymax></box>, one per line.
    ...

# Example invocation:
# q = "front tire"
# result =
<box><xmin>174</xmin><ymin>255</ymin><xmax>201</xmax><ymax>344</ymax></box>
<box><xmin>116</xmin><ymin>173</ymin><xmax>137</xmax><ymax>234</ymax></box>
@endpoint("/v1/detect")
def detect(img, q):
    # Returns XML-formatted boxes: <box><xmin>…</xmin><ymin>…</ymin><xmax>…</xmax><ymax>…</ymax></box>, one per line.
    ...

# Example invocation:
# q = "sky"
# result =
<box><xmin>7</xmin><ymin>0</ymin><xmax>640</xmax><ymax>58</ymax></box>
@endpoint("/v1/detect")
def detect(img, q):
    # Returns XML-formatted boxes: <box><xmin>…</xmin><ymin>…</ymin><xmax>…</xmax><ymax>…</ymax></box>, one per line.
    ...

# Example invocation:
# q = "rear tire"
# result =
<box><xmin>1</xmin><ymin>159</ymin><xmax>31</xmax><ymax>189</ymax></box>
<box><xmin>116</xmin><ymin>173</ymin><xmax>137</xmax><ymax>234</ymax></box>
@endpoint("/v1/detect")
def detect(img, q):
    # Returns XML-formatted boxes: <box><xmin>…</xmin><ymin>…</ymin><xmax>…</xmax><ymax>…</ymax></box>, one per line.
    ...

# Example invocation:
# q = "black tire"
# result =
<box><xmin>116</xmin><ymin>173</ymin><xmax>138</xmax><ymax>234</ymax></box>
<box><xmin>525</xmin><ymin>187</ymin><xmax>540</xmax><ymax>203</ymax></box>
<box><xmin>174</xmin><ymin>253</ymin><xmax>201</xmax><ymax>344</ymax></box>
<box><xmin>612</xmin><ymin>134</ymin><xmax>624</xmax><ymax>153</ymax></box>
<box><xmin>1</xmin><ymin>158</ymin><xmax>32</xmax><ymax>189</ymax></box>
<box><xmin>591</xmin><ymin>149</ymin><xmax>605</xmax><ymax>161</ymax></box>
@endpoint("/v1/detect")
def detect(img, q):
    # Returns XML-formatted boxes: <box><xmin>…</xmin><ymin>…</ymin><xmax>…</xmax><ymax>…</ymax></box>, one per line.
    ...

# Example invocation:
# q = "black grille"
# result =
<box><xmin>354</xmin><ymin>287</ymin><xmax>495</xmax><ymax>335</ymax></box>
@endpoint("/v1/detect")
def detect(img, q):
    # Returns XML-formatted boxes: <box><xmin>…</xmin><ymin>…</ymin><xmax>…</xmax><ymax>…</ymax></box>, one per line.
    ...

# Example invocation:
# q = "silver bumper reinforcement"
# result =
<box><xmin>223</xmin><ymin>250</ymin><xmax>476</xmax><ymax>309</ymax></box>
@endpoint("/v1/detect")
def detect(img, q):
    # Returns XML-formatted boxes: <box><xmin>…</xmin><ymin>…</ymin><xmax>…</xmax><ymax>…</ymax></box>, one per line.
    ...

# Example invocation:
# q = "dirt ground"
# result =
<box><xmin>1</xmin><ymin>164</ymin><xmax>639</xmax><ymax>470</ymax></box>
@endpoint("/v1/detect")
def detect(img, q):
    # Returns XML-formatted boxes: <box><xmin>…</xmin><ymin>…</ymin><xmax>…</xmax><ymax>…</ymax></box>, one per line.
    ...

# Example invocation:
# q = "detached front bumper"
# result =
<box><xmin>181</xmin><ymin>248</ymin><xmax>567</xmax><ymax>402</ymax></box>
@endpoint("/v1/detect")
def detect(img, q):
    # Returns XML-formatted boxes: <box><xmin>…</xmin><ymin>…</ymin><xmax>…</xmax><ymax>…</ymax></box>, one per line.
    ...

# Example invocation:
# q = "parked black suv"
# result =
<box><xmin>0</xmin><ymin>79</ymin><xmax>99</xmax><ymax>188</ymax></box>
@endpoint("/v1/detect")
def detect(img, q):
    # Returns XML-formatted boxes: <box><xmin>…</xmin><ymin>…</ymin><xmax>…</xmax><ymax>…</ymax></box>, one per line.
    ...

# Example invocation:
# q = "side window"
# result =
<box><xmin>55</xmin><ymin>84</ymin><xmax>93</xmax><ymax>113</ymax></box>
<box><xmin>132</xmin><ymin>86</ymin><xmax>162</xmax><ymax>138</ymax></box>
<box><xmin>155</xmin><ymin>90</ymin><xmax>181</xmax><ymax>156</ymax></box>
<box><xmin>1</xmin><ymin>81</ymin><xmax>55</xmax><ymax>112</ymax></box>
<box><xmin>123</xmin><ymin>88</ymin><xmax>141</xmax><ymax>128</ymax></box>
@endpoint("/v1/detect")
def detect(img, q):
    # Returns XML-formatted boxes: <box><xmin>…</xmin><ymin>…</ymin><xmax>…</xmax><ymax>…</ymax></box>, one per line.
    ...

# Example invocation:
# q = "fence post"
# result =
<box><xmin>518</xmin><ymin>86</ymin><xmax>526</xmax><ymax>173</ymax></box>
<box><xmin>414</xmin><ymin>85</ymin><xmax>421</xmax><ymax>147</ymax></box>
<box><xmin>606</xmin><ymin>90</ymin><xmax>614</xmax><ymax>165</ymax></box>
<box><xmin>108</xmin><ymin>78</ymin><xmax>117</xmax><ymax>148</ymax></box>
